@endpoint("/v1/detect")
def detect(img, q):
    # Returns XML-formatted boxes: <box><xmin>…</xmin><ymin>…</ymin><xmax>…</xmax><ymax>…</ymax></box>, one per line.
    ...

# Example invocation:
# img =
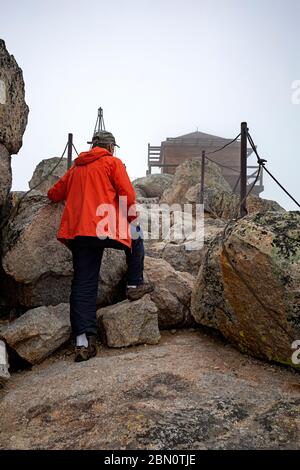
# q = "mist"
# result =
<box><xmin>1</xmin><ymin>0</ymin><xmax>299</xmax><ymax>209</ymax></box>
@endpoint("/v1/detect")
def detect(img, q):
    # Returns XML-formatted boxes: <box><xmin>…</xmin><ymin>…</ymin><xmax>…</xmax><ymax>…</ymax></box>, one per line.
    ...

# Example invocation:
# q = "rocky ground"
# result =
<box><xmin>1</xmin><ymin>328</ymin><xmax>300</xmax><ymax>450</ymax></box>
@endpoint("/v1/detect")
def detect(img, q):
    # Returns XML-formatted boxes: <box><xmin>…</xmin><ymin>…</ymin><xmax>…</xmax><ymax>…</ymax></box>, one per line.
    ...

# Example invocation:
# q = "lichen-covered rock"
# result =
<box><xmin>161</xmin><ymin>159</ymin><xmax>231</xmax><ymax>205</ymax></box>
<box><xmin>97</xmin><ymin>295</ymin><xmax>160</xmax><ymax>347</ymax></box>
<box><xmin>159</xmin><ymin>157</ymin><xmax>284</xmax><ymax>220</ymax></box>
<box><xmin>0</xmin><ymin>143</ymin><xmax>11</xmax><ymax>209</ymax></box>
<box><xmin>148</xmin><ymin>242</ymin><xmax>201</xmax><ymax>275</ymax></box>
<box><xmin>1</xmin><ymin>192</ymin><xmax>127</xmax><ymax>307</ymax></box>
<box><xmin>0</xmin><ymin>303</ymin><xmax>71</xmax><ymax>364</ymax></box>
<box><xmin>191</xmin><ymin>211</ymin><xmax>300</xmax><ymax>369</ymax></box>
<box><xmin>29</xmin><ymin>157</ymin><xmax>67</xmax><ymax>194</ymax></box>
<box><xmin>136</xmin><ymin>196</ymin><xmax>159</xmax><ymax>205</ymax></box>
<box><xmin>133</xmin><ymin>174</ymin><xmax>174</xmax><ymax>199</ymax></box>
<box><xmin>202</xmin><ymin>189</ymin><xmax>285</xmax><ymax>219</ymax></box>
<box><xmin>0</xmin><ymin>39</ymin><xmax>29</xmax><ymax>154</ymax></box>
<box><xmin>144</xmin><ymin>256</ymin><xmax>195</xmax><ymax>328</ymax></box>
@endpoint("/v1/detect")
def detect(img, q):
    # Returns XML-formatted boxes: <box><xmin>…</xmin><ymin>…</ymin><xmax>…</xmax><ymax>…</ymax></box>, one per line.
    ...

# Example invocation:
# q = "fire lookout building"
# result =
<box><xmin>147</xmin><ymin>131</ymin><xmax>263</xmax><ymax>196</ymax></box>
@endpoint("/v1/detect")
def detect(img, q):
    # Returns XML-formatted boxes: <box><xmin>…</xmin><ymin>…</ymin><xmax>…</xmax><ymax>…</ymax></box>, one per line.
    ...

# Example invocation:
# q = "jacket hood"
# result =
<box><xmin>74</xmin><ymin>147</ymin><xmax>112</xmax><ymax>166</ymax></box>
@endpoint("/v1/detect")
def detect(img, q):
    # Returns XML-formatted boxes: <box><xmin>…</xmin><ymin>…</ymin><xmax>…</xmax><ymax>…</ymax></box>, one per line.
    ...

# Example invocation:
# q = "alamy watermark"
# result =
<box><xmin>291</xmin><ymin>340</ymin><xmax>300</xmax><ymax>365</ymax></box>
<box><xmin>95</xmin><ymin>197</ymin><xmax>204</xmax><ymax>250</ymax></box>
<box><xmin>291</xmin><ymin>80</ymin><xmax>300</xmax><ymax>104</ymax></box>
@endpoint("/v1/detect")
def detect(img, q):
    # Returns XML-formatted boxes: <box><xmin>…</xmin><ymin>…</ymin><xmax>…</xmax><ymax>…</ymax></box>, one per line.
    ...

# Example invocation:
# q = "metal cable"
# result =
<box><xmin>232</xmin><ymin>174</ymin><xmax>241</xmax><ymax>193</ymax></box>
<box><xmin>247</xmin><ymin>131</ymin><xmax>300</xmax><ymax>209</ymax></box>
<box><xmin>206</xmin><ymin>133</ymin><xmax>241</xmax><ymax>156</ymax></box>
<box><xmin>1</xmin><ymin>142</ymin><xmax>68</xmax><ymax>228</ymax></box>
<box><xmin>222</xmin><ymin>165</ymin><xmax>262</xmax><ymax>237</ymax></box>
<box><xmin>194</xmin><ymin>132</ymin><xmax>242</xmax><ymax>174</ymax></box>
<box><xmin>263</xmin><ymin>167</ymin><xmax>300</xmax><ymax>209</ymax></box>
<box><xmin>205</xmin><ymin>155</ymin><xmax>240</xmax><ymax>173</ymax></box>
<box><xmin>72</xmin><ymin>143</ymin><xmax>79</xmax><ymax>156</ymax></box>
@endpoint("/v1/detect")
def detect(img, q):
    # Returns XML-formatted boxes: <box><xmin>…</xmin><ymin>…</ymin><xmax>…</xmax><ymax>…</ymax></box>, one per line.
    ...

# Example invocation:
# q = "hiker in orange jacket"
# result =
<box><xmin>48</xmin><ymin>131</ymin><xmax>153</xmax><ymax>362</ymax></box>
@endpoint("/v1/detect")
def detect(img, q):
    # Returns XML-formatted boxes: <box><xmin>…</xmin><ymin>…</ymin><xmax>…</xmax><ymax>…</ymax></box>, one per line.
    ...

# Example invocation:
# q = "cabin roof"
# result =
<box><xmin>176</xmin><ymin>131</ymin><xmax>224</xmax><ymax>140</ymax></box>
<box><xmin>164</xmin><ymin>130</ymin><xmax>238</xmax><ymax>144</ymax></box>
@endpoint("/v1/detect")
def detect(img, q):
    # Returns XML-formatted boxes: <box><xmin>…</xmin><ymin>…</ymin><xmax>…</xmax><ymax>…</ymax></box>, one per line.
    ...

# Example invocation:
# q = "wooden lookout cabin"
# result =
<box><xmin>147</xmin><ymin>131</ymin><xmax>264</xmax><ymax>195</ymax></box>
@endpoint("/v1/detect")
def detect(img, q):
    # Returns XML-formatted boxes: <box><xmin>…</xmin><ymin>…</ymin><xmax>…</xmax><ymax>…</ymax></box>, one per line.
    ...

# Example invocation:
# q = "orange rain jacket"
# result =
<box><xmin>47</xmin><ymin>147</ymin><xmax>137</xmax><ymax>249</ymax></box>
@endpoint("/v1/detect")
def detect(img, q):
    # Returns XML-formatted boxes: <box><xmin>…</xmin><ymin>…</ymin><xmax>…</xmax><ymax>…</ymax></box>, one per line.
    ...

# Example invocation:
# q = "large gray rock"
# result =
<box><xmin>0</xmin><ymin>143</ymin><xmax>11</xmax><ymax>209</ymax></box>
<box><xmin>1</xmin><ymin>192</ymin><xmax>127</xmax><ymax>307</ymax></box>
<box><xmin>0</xmin><ymin>303</ymin><xmax>71</xmax><ymax>364</ymax></box>
<box><xmin>145</xmin><ymin>218</ymin><xmax>225</xmax><ymax>275</ymax></box>
<box><xmin>144</xmin><ymin>256</ymin><xmax>195</xmax><ymax>328</ymax></box>
<box><xmin>191</xmin><ymin>211</ymin><xmax>300</xmax><ymax>369</ymax></box>
<box><xmin>0</xmin><ymin>39</ymin><xmax>29</xmax><ymax>154</ymax></box>
<box><xmin>29</xmin><ymin>157</ymin><xmax>68</xmax><ymax>194</ymax></box>
<box><xmin>136</xmin><ymin>203</ymin><xmax>175</xmax><ymax>241</ymax></box>
<box><xmin>2</xmin><ymin>193</ymin><xmax>70</xmax><ymax>284</ymax></box>
<box><xmin>133</xmin><ymin>173</ymin><xmax>173</xmax><ymax>199</ymax></box>
<box><xmin>202</xmin><ymin>188</ymin><xmax>285</xmax><ymax>219</ymax></box>
<box><xmin>97</xmin><ymin>294</ymin><xmax>160</xmax><ymax>347</ymax></box>
<box><xmin>161</xmin><ymin>159</ymin><xmax>231</xmax><ymax>205</ymax></box>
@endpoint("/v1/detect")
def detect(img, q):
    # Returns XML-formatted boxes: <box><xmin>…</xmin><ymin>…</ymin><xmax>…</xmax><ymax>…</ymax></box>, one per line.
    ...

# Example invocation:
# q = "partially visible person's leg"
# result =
<box><xmin>126</xmin><ymin>234</ymin><xmax>145</xmax><ymax>287</ymax></box>
<box><xmin>125</xmin><ymin>225</ymin><xmax>154</xmax><ymax>300</ymax></box>
<box><xmin>69</xmin><ymin>237</ymin><xmax>104</xmax><ymax>340</ymax></box>
<box><xmin>100</xmin><ymin>231</ymin><xmax>145</xmax><ymax>285</ymax></box>
<box><xmin>94</xmin><ymin>228</ymin><xmax>153</xmax><ymax>301</ymax></box>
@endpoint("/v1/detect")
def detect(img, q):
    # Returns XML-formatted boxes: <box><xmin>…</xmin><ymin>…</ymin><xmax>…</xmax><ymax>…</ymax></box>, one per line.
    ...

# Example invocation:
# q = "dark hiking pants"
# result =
<box><xmin>68</xmin><ymin>233</ymin><xmax>144</xmax><ymax>337</ymax></box>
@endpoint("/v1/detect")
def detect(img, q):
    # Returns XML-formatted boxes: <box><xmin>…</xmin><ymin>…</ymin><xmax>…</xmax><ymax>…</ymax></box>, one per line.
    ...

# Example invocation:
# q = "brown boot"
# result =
<box><xmin>74</xmin><ymin>335</ymin><xmax>97</xmax><ymax>363</ymax></box>
<box><xmin>126</xmin><ymin>282</ymin><xmax>154</xmax><ymax>301</ymax></box>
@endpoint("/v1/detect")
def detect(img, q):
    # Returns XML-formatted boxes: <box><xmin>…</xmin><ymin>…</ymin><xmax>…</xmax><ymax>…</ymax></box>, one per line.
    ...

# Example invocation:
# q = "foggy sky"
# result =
<box><xmin>1</xmin><ymin>0</ymin><xmax>300</xmax><ymax>209</ymax></box>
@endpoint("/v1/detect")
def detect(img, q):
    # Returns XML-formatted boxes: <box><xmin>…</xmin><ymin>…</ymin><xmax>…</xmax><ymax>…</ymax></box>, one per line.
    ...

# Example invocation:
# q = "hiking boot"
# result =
<box><xmin>74</xmin><ymin>335</ymin><xmax>97</xmax><ymax>363</ymax></box>
<box><xmin>126</xmin><ymin>282</ymin><xmax>154</xmax><ymax>301</ymax></box>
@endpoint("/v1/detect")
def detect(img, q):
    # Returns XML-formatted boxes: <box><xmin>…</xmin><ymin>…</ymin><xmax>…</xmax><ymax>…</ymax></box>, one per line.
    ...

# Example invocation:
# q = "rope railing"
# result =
<box><xmin>247</xmin><ymin>131</ymin><xmax>300</xmax><ymax>209</ymax></box>
<box><xmin>0</xmin><ymin>135</ymin><xmax>79</xmax><ymax>229</ymax></box>
<box><xmin>204</xmin><ymin>132</ymin><xmax>242</xmax><ymax>173</ymax></box>
<box><xmin>205</xmin><ymin>155</ymin><xmax>241</xmax><ymax>173</ymax></box>
<box><xmin>199</xmin><ymin>127</ymin><xmax>258</xmax><ymax>207</ymax></box>
<box><xmin>72</xmin><ymin>143</ymin><xmax>79</xmax><ymax>156</ymax></box>
<box><xmin>206</xmin><ymin>133</ymin><xmax>241</xmax><ymax>156</ymax></box>
<box><xmin>199</xmin><ymin>122</ymin><xmax>300</xmax><ymax>217</ymax></box>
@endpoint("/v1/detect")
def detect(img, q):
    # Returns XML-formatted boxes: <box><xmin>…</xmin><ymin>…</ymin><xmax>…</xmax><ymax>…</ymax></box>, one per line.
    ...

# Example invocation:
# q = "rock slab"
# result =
<box><xmin>132</xmin><ymin>174</ymin><xmax>173</xmax><ymax>199</ymax></box>
<box><xmin>1</xmin><ymin>330</ymin><xmax>300</xmax><ymax>449</ymax></box>
<box><xmin>0</xmin><ymin>303</ymin><xmax>71</xmax><ymax>364</ymax></box>
<box><xmin>29</xmin><ymin>157</ymin><xmax>68</xmax><ymax>194</ymax></box>
<box><xmin>161</xmin><ymin>158</ymin><xmax>231</xmax><ymax>205</ymax></box>
<box><xmin>97</xmin><ymin>294</ymin><xmax>160</xmax><ymax>347</ymax></box>
<box><xmin>144</xmin><ymin>256</ymin><xmax>195</xmax><ymax>328</ymax></box>
<box><xmin>0</xmin><ymin>39</ymin><xmax>29</xmax><ymax>154</ymax></box>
